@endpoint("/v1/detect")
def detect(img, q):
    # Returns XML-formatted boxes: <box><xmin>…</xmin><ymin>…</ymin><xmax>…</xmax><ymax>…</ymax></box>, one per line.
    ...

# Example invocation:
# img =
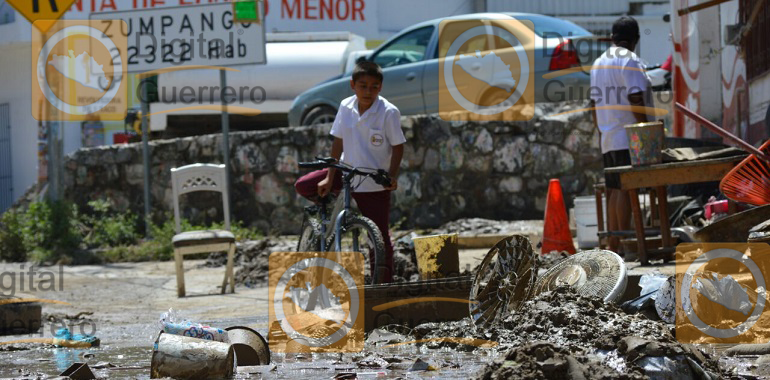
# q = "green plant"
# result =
<box><xmin>0</xmin><ymin>211</ymin><xmax>26</xmax><ymax>262</ymax></box>
<box><xmin>0</xmin><ymin>201</ymin><xmax>82</xmax><ymax>263</ymax></box>
<box><xmin>82</xmin><ymin>200</ymin><xmax>139</xmax><ymax>248</ymax></box>
<box><xmin>2</xmin><ymin>200</ymin><xmax>263</xmax><ymax>263</ymax></box>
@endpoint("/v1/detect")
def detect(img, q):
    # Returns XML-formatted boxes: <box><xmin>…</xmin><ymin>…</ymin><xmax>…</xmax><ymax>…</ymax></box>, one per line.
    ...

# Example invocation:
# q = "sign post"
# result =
<box><xmin>92</xmin><ymin>2</ymin><xmax>266</xmax><ymax>236</ymax></box>
<box><xmin>220</xmin><ymin>69</ymin><xmax>232</xmax><ymax>209</ymax></box>
<box><xmin>6</xmin><ymin>0</ymin><xmax>77</xmax><ymax>202</ymax></box>
<box><xmin>140</xmin><ymin>78</ymin><xmax>151</xmax><ymax>237</ymax></box>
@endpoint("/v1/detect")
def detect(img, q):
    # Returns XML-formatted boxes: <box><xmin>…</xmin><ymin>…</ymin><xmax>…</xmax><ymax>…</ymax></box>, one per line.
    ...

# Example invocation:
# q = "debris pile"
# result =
<box><xmin>536</xmin><ymin>250</ymin><xmax>571</xmax><ymax>270</ymax></box>
<box><xmin>432</xmin><ymin>218</ymin><xmax>543</xmax><ymax>236</ymax></box>
<box><xmin>205</xmin><ymin>237</ymin><xmax>294</xmax><ymax>287</ymax></box>
<box><xmin>211</xmin><ymin>236</ymin><xmax>428</xmax><ymax>286</ymax></box>
<box><xmin>406</xmin><ymin>287</ymin><xmax>723</xmax><ymax>378</ymax></box>
<box><xmin>477</xmin><ymin>341</ymin><xmax>645</xmax><ymax>379</ymax></box>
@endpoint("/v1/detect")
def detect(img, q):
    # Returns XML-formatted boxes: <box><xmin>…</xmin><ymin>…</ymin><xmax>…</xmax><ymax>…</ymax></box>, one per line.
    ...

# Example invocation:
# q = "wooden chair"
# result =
<box><xmin>170</xmin><ymin>164</ymin><xmax>235</xmax><ymax>297</ymax></box>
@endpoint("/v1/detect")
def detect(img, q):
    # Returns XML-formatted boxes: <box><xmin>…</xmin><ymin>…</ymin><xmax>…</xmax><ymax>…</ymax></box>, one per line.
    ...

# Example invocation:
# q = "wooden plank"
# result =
<box><xmin>656</xmin><ymin>186</ymin><xmax>672</xmax><ymax>248</ymax></box>
<box><xmin>175</xmin><ymin>249</ymin><xmax>185</xmax><ymax>298</ymax></box>
<box><xmin>628</xmin><ymin>189</ymin><xmax>648</xmax><ymax>264</ymax></box>
<box><xmin>605</xmin><ymin>155</ymin><xmax>745</xmax><ymax>174</ymax></box>
<box><xmin>616</xmin><ymin>160</ymin><xmax>737</xmax><ymax>189</ymax></box>
<box><xmin>595</xmin><ymin>185</ymin><xmax>606</xmax><ymax>249</ymax></box>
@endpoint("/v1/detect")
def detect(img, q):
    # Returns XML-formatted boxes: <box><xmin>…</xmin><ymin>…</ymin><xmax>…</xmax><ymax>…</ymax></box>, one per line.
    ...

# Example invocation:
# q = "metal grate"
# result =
<box><xmin>0</xmin><ymin>103</ymin><xmax>12</xmax><ymax>213</ymax></box>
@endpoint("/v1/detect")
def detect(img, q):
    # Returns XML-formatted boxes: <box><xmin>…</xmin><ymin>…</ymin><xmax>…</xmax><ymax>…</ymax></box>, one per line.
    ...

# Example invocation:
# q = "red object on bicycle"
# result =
<box><xmin>542</xmin><ymin>179</ymin><xmax>576</xmax><ymax>255</ymax></box>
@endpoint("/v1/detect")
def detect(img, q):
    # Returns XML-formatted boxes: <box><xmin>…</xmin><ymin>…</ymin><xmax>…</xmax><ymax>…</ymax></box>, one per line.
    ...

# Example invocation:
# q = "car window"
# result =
<box><xmin>372</xmin><ymin>26</ymin><xmax>434</xmax><ymax>68</ymax></box>
<box><xmin>437</xmin><ymin>20</ymin><xmax>488</xmax><ymax>58</ymax></box>
<box><xmin>488</xmin><ymin>24</ymin><xmax>521</xmax><ymax>49</ymax></box>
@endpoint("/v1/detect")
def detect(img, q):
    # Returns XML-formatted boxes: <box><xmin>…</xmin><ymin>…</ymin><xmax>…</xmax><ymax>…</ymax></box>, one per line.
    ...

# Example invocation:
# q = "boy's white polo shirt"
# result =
<box><xmin>330</xmin><ymin>95</ymin><xmax>406</xmax><ymax>193</ymax></box>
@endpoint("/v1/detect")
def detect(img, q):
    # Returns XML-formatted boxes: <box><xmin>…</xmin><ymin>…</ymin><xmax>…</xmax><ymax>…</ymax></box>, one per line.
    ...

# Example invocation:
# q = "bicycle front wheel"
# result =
<box><xmin>297</xmin><ymin>218</ymin><xmax>321</xmax><ymax>252</ymax></box>
<box><xmin>328</xmin><ymin>216</ymin><xmax>386</xmax><ymax>285</ymax></box>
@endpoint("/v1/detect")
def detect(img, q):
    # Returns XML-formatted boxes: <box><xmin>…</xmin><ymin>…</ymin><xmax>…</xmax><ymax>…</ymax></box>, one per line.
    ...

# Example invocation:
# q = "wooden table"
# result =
<box><xmin>604</xmin><ymin>155</ymin><xmax>746</xmax><ymax>264</ymax></box>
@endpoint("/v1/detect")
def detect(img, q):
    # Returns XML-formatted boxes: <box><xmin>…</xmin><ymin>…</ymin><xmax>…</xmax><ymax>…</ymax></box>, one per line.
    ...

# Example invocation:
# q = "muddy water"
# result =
<box><xmin>0</xmin><ymin>315</ymin><xmax>494</xmax><ymax>379</ymax></box>
<box><xmin>0</xmin><ymin>292</ymin><xmax>762</xmax><ymax>379</ymax></box>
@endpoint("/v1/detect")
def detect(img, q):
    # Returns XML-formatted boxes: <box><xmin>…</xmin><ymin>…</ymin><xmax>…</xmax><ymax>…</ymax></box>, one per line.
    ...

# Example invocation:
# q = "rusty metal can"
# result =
<box><xmin>225</xmin><ymin>326</ymin><xmax>271</xmax><ymax>366</ymax></box>
<box><xmin>151</xmin><ymin>331</ymin><xmax>235</xmax><ymax>379</ymax></box>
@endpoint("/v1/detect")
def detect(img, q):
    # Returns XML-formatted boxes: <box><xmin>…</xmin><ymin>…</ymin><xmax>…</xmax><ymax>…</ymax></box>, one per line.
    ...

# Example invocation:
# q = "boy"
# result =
<box><xmin>295</xmin><ymin>61</ymin><xmax>405</xmax><ymax>283</ymax></box>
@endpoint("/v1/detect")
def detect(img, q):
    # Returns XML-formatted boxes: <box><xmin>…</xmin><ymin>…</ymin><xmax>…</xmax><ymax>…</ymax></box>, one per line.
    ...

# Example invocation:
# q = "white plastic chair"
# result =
<box><xmin>170</xmin><ymin>163</ymin><xmax>235</xmax><ymax>297</ymax></box>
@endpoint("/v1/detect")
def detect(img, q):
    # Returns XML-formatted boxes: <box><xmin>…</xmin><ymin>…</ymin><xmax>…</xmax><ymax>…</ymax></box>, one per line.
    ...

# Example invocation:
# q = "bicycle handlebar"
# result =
<box><xmin>298</xmin><ymin>157</ymin><xmax>392</xmax><ymax>187</ymax></box>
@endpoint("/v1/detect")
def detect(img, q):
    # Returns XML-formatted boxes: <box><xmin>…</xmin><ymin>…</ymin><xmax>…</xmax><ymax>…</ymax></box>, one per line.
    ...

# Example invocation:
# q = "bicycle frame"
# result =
<box><xmin>333</xmin><ymin>171</ymin><xmax>360</xmax><ymax>253</ymax></box>
<box><xmin>317</xmin><ymin>170</ymin><xmax>358</xmax><ymax>255</ymax></box>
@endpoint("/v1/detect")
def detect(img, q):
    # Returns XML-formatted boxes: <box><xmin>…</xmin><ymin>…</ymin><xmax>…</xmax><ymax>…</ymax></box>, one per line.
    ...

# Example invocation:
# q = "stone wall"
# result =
<box><xmin>61</xmin><ymin>101</ymin><xmax>602</xmax><ymax>234</ymax></box>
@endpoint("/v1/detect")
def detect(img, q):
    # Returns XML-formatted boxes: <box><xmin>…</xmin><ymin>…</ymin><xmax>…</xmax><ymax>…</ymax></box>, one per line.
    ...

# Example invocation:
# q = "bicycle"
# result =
<box><xmin>296</xmin><ymin>157</ymin><xmax>392</xmax><ymax>285</ymax></box>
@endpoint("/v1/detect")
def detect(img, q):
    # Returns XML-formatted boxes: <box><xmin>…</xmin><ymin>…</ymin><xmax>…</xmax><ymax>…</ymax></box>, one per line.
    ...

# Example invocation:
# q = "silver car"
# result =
<box><xmin>288</xmin><ymin>13</ymin><xmax>609</xmax><ymax>127</ymax></box>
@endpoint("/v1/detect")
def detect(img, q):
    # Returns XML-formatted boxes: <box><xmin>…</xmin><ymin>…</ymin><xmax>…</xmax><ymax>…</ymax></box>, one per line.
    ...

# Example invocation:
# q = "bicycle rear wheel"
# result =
<box><xmin>327</xmin><ymin>216</ymin><xmax>386</xmax><ymax>285</ymax></box>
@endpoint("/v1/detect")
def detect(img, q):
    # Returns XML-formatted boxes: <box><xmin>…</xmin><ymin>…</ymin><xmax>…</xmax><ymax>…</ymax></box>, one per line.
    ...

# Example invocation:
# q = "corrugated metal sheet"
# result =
<box><xmin>486</xmin><ymin>0</ymin><xmax>630</xmax><ymax>16</ymax></box>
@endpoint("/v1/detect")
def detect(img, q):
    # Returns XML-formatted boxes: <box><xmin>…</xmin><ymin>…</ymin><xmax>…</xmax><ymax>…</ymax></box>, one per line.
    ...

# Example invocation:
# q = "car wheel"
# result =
<box><xmin>302</xmin><ymin>106</ymin><xmax>337</xmax><ymax>126</ymax></box>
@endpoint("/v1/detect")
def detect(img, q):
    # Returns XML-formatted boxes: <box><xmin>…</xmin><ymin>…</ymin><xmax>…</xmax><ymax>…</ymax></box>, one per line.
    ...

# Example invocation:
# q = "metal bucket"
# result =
<box><xmin>625</xmin><ymin>121</ymin><xmax>665</xmax><ymax>166</ymax></box>
<box><xmin>225</xmin><ymin>326</ymin><xmax>271</xmax><ymax>366</ymax></box>
<box><xmin>412</xmin><ymin>233</ymin><xmax>460</xmax><ymax>279</ymax></box>
<box><xmin>151</xmin><ymin>331</ymin><xmax>235</xmax><ymax>379</ymax></box>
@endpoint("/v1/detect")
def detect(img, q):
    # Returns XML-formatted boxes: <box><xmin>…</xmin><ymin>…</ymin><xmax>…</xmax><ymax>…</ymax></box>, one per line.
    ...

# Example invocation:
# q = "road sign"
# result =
<box><xmin>6</xmin><ymin>0</ymin><xmax>77</xmax><ymax>33</ymax></box>
<box><xmin>90</xmin><ymin>2</ymin><xmax>266</xmax><ymax>73</ymax></box>
<box><xmin>234</xmin><ymin>0</ymin><xmax>260</xmax><ymax>24</ymax></box>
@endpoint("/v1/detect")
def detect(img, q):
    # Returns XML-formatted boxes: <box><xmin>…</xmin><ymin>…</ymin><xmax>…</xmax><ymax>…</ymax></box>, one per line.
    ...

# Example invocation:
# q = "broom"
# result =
<box><xmin>675</xmin><ymin>103</ymin><xmax>770</xmax><ymax>205</ymax></box>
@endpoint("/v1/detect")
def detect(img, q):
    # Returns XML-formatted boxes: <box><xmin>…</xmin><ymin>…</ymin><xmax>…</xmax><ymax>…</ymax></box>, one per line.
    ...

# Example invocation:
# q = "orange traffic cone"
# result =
<box><xmin>542</xmin><ymin>179</ymin><xmax>576</xmax><ymax>255</ymax></box>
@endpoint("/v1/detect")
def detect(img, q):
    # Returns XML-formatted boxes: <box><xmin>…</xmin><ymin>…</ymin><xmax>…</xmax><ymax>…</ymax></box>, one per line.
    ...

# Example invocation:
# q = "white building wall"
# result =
<box><xmin>486</xmin><ymin>0</ymin><xmax>630</xmax><ymax>15</ymax></box>
<box><xmin>0</xmin><ymin>13</ymin><xmax>82</xmax><ymax>210</ymax></box>
<box><xmin>697</xmin><ymin>6</ymin><xmax>723</xmax><ymax>123</ymax></box>
<box><xmin>0</xmin><ymin>8</ymin><xmax>30</xmax><ymax>47</ymax></box>
<box><xmin>376</xmin><ymin>0</ymin><xmax>473</xmax><ymax>36</ymax></box>
<box><xmin>0</xmin><ymin>44</ymin><xmax>36</xmax><ymax>205</ymax></box>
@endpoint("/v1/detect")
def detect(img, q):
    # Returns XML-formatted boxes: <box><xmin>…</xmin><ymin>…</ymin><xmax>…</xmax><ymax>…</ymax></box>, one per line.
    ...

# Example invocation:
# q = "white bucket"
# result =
<box><xmin>574</xmin><ymin>195</ymin><xmax>607</xmax><ymax>249</ymax></box>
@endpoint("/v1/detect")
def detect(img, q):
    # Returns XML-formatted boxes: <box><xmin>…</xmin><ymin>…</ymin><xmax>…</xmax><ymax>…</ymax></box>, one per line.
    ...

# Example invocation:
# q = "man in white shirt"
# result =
<box><xmin>589</xmin><ymin>16</ymin><xmax>653</xmax><ymax>254</ymax></box>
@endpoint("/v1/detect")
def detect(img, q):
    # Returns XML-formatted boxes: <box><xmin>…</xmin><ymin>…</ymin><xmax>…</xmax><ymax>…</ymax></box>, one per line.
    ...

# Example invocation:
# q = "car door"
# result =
<box><xmin>423</xmin><ymin>19</ymin><xmax>493</xmax><ymax>114</ymax></box>
<box><xmin>370</xmin><ymin>26</ymin><xmax>435</xmax><ymax>116</ymax></box>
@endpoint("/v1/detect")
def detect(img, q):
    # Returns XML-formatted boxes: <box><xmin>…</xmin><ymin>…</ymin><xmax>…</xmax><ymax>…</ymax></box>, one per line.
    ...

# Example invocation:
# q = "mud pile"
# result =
<box><xmin>477</xmin><ymin>341</ymin><xmax>645</xmax><ymax>379</ymax></box>
<box><xmin>392</xmin><ymin>235</ymin><xmax>420</xmax><ymax>282</ymax></box>
<box><xmin>209</xmin><ymin>237</ymin><xmax>424</xmax><ymax>286</ymax></box>
<box><xmin>536</xmin><ymin>251</ymin><xmax>571</xmax><ymax>270</ymax></box>
<box><xmin>411</xmin><ymin>287</ymin><xmax>723</xmax><ymax>378</ymax></box>
<box><xmin>432</xmin><ymin>218</ymin><xmax>543</xmax><ymax>236</ymax></box>
<box><xmin>204</xmin><ymin>238</ymin><xmax>294</xmax><ymax>287</ymax></box>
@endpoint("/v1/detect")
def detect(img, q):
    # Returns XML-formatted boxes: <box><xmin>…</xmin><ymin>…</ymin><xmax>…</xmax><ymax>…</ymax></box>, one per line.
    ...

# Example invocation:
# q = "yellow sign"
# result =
<box><xmin>6</xmin><ymin>0</ymin><xmax>77</xmax><ymax>33</ymax></box>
